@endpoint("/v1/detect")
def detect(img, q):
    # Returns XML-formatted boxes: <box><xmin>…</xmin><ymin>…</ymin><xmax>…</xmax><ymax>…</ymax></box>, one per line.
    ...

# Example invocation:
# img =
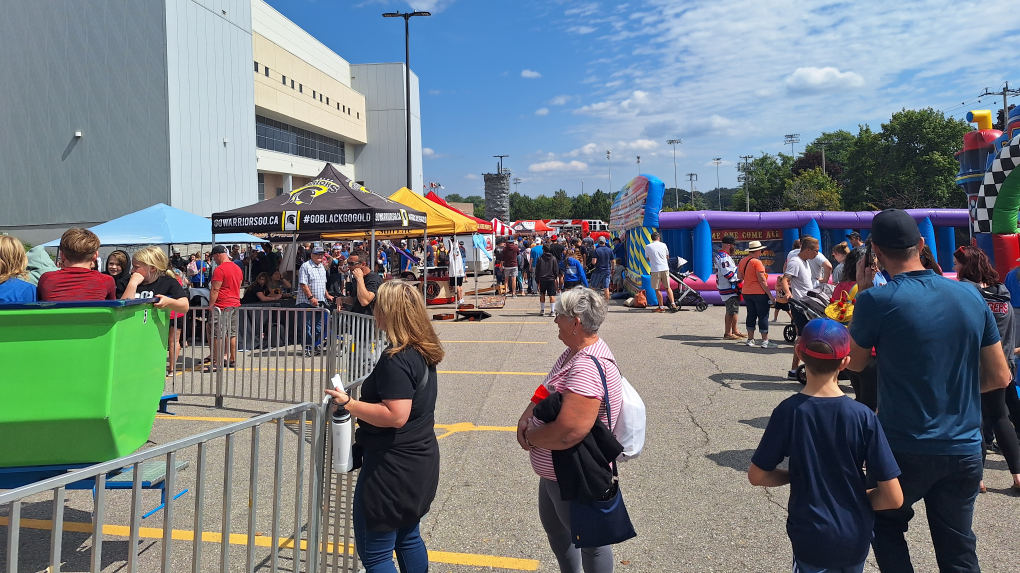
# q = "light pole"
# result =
<box><xmin>686</xmin><ymin>173</ymin><xmax>697</xmax><ymax>209</ymax></box>
<box><xmin>581</xmin><ymin>180</ymin><xmax>584</xmax><ymax>195</ymax></box>
<box><xmin>383</xmin><ymin>10</ymin><xmax>431</xmax><ymax>190</ymax></box>
<box><xmin>493</xmin><ymin>154</ymin><xmax>509</xmax><ymax>174</ymax></box>
<box><xmin>784</xmin><ymin>133</ymin><xmax>800</xmax><ymax>160</ymax></box>
<box><xmin>607</xmin><ymin>150</ymin><xmax>612</xmax><ymax>194</ymax></box>
<box><xmin>667</xmin><ymin>139</ymin><xmax>682</xmax><ymax>209</ymax></box>
<box><xmin>513</xmin><ymin>177</ymin><xmax>521</xmax><ymax>194</ymax></box>
<box><xmin>636</xmin><ymin>155</ymin><xmax>641</xmax><ymax>177</ymax></box>
<box><xmin>816</xmin><ymin>140</ymin><xmax>833</xmax><ymax>175</ymax></box>
<box><xmin>711</xmin><ymin>157</ymin><xmax>722</xmax><ymax>210</ymax></box>
<box><xmin>739</xmin><ymin>155</ymin><xmax>754</xmax><ymax>212</ymax></box>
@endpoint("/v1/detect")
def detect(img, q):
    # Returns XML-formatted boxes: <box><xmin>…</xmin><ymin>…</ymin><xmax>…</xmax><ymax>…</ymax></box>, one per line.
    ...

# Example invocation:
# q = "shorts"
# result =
<box><xmin>773</xmin><ymin>301</ymin><xmax>790</xmax><ymax>311</ymax></box>
<box><xmin>504</xmin><ymin>266</ymin><xmax>519</xmax><ymax>278</ymax></box>
<box><xmin>449</xmin><ymin>276</ymin><xmax>464</xmax><ymax>287</ymax></box>
<box><xmin>791</xmin><ymin>306</ymin><xmax>809</xmax><ymax>338</ymax></box>
<box><xmin>724</xmin><ymin>296</ymin><xmax>740</xmax><ymax>315</ymax></box>
<box><xmin>212</xmin><ymin>307</ymin><xmax>239</xmax><ymax>337</ymax></box>
<box><xmin>792</xmin><ymin>556</ymin><xmax>865</xmax><ymax>573</ymax></box>
<box><xmin>564</xmin><ymin>280</ymin><xmax>581</xmax><ymax>290</ymax></box>
<box><xmin>539</xmin><ymin>280</ymin><xmax>557</xmax><ymax>297</ymax></box>
<box><xmin>591</xmin><ymin>270</ymin><xmax>610</xmax><ymax>289</ymax></box>
<box><xmin>171</xmin><ymin>315</ymin><xmax>185</xmax><ymax>330</ymax></box>
<box><xmin>650</xmin><ymin>270</ymin><xmax>670</xmax><ymax>292</ymax></box>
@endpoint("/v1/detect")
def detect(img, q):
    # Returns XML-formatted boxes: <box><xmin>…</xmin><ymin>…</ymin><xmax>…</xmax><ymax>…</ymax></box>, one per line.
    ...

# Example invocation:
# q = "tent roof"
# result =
<box><xmin>424</xmin><ymin>191</ymin><xmax>493</xmax><ymax>233</ymax></box>
<box><xmin>490</xmin><ymin>218</ymin><xmax>514</xmax><ymax>236</ymax></box>
<box><xmin>42</xmin><ymin>203</ymin><xmax>266</xmax><ymax>247</ymax></box>
<box><xmin>210</xmin><ymin>164</ymin><xmax>426</xmax><ymax>234</ymax></box>
<box><xmin>512</xmin><ymin>220</ymin><xmax>554</xmax><ymax>233</ymax></box>
<box><xmin>389</xmin><ymin>188</ymin><xmax>477</xmax><ymax>235</ymax></box>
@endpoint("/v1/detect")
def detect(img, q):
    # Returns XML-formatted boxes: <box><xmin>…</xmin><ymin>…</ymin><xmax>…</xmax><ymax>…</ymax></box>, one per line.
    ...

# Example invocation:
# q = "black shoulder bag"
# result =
<box><xmin>568</xmin><ymin>355</ymin><xmax>637</xmax><ymax>548</ymax></box>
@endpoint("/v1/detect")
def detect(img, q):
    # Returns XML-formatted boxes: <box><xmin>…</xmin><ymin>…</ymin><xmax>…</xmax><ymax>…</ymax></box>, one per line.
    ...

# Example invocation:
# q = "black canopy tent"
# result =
<box><xmin>211</xmin><ymin>164</ymin><xmax>428</xmax><ymax>274</ymax></box>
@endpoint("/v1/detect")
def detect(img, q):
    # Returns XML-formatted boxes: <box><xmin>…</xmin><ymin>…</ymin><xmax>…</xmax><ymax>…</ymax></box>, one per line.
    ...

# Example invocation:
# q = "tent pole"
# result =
<box><xmin>473</xmin><ymin>242</ymin><xmax>480</xmax><ymax>308</ymax></box>
<box><xmin>422</xmin><ymin>229</ymin><xmax>428</xmax><ymax>300</ymax></box>
<box><xmin>370</xmin><ymin>230</ymin><xmax>376</xmax><ymax>277</ymax></box>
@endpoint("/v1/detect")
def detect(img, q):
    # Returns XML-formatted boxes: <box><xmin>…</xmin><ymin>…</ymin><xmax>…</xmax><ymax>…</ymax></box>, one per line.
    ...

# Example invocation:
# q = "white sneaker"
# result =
<box><xmin>760</xmin><ymin>340</ymin><xmax>778</xmax><ymax>349</ymax></box>
<box><xmin>745</xmin><ymin>339</ymin><xmax>757</xmax><ymax>347</ymax></box>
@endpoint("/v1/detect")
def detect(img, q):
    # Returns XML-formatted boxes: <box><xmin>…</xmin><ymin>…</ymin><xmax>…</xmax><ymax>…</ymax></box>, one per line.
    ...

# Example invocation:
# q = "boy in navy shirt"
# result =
<box><xmin>749</xmin><ymin>318</ymin><xmax>903</xmax><ymax>573</ymax></box>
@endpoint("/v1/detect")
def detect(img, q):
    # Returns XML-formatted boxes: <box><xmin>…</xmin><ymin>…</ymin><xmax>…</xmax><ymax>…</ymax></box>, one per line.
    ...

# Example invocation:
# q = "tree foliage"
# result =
<box><xmin>505</xmin><ymin>189</ymin><xmax>613</xmax><ymax>222</ymax></box>
<box><xmin>785</xmin><ymin>168</ymin><xmax>842</xmax><ymax>211</ymax></box>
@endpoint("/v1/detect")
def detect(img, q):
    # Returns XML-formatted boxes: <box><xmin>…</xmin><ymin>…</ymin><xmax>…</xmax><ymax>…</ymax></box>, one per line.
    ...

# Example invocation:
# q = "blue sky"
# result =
<box><xmin>266</xmin><ymin>0</ymin><xmax>1018</xmax><ymax>199</ymax></box>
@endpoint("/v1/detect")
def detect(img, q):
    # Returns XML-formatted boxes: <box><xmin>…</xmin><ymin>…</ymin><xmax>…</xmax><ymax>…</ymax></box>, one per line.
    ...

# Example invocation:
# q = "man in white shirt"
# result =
<box><xmin>785</xmin><ymin>243</ymin><xmax>832</xmax><ymax>288</ymax></box>
<box><xmin>644</xmin><ymin>232</ymin><xmax>677</xmax><ymax>312</ymax></box>
<box><xmin>784</xmin><ymin>236</ymin><xmax>824</xmax><ymax>378</ymax></box>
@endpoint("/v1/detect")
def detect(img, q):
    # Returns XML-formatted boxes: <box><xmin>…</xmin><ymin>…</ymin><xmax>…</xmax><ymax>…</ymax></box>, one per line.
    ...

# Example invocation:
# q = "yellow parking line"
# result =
<box><xmin>434</xmin><ymin>422</ymin><xmax>517</xmax><ymax>440</ymax></box>
<box><xmin>0</xmin><ymin>517</ymin><xmax>538</xmax><ymax>571</ymax></box>
<box><xmin>439</xmin><ymin>370</ymin><xmax>546</xmax><ymax>376</ymax></box>
<box><xmin>442</xmin><ymin>340</ymin><xmax>547</xmax><ymax>344</ymax></box>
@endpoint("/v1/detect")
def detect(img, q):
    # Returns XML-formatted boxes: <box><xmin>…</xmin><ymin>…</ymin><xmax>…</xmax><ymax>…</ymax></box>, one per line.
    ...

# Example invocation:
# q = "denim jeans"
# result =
<box><xmin>352</xmin><ymin>480</ymin><xmax>429</xmax><ymax>573</ymax></box>
<box><xmin>296</xmin><ymin>303</ymin><xmax>323</xmax><ymax>350</ymax></box>
<box><xmin>871</xmin><ymin>451</ymin><xmax>983</xmax><ymax>573</ymax></box>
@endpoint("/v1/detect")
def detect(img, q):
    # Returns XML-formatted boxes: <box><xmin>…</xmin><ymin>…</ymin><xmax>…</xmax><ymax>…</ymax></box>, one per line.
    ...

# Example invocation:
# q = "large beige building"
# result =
<box><xmin>0</xmin><ymin>0</ymin><xmax>422</xmax><ymax>245</ymax></box>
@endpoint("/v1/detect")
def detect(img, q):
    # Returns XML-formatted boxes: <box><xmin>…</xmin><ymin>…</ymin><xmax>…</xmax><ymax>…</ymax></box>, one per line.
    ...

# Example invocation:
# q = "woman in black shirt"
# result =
<box><xmin>325</xmin><ymin>280</ymin><xmax>443</xmax><ymax>573</ymax></box>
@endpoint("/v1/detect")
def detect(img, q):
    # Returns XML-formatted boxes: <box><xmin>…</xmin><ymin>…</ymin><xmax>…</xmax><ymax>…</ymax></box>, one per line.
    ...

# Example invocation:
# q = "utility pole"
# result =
<box><xmin>686</xmin><ymin>173</ymin><xmax>698</xmax><ymax>209</ymax></box>
<box><xmin>382</xmin><ymin>10</ymin><xmax>431</xmax><ymax>189</ymax></box>
<box><xmin>711</xmin><ymin>158</ymin><xmax>722</xmax><ymax>210</ymax></box>
<box><xmin>581</xmin><ymin>180</ymin><xmax>584</xmax><ymax>195</ymax></box>
<box><xmin>982</xmin><ymin>82</ymin><xmax>1020</xmax><ymax>129</ymax></box>
<box><xmin>513</xmin><ymin>177</ymin><xmax>521</xmax><ymax>194</ymax></box>
<box><xmin>739</xmin><ymin>155</ymin><xmax>754</xmax><ymax>212</ymax></box>
<box><xmin>816</xmin><ymin>140</ymin><xmax>833</xmax><ymax>176</ymax></box>
<box><xmin>784</xmin><ymin>133</ymin><xmax>800</xmax><ymax>160</ymax></box>
<box><xmin>606</xmin><ymin>150</ymin><xmax>612</xmax><ymax>194</ymax></box>
<box><xmin>636</xmin><ymin>155</ymin><xmax>641</xmax><ymax>178</ymax></box>
<box><xmin>667</xmin><ymin>139</ymin><xmax>682</xmax><ymax>209</ymax></box>
<box><xmin>493</xmin><ymin>155</ymin><xmax>509</xmax><ymax>174</ymax></box>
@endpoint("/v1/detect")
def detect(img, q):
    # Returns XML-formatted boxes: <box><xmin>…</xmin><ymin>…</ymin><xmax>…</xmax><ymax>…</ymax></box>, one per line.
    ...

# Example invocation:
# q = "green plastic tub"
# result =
<box><xmin>0</xmin><ymin>299</ymin><xmax>168</xmax><ymax>467</ymax></box>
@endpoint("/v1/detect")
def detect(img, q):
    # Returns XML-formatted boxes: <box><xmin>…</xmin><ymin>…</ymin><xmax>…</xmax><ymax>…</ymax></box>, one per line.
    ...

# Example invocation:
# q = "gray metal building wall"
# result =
<box><xmin>165</xmin><ymin>0</ymin><xmax>257</xmax><ymax>217</ymax></box>
<box><xmin>350</xmin><ymin>63</ymin><xmax>422</xmax><ymax>195</ymax></box>
<box><xmin>0</xmin><ymin>0</ymin><xmax>172</xmax><ymax>232</ymax></box>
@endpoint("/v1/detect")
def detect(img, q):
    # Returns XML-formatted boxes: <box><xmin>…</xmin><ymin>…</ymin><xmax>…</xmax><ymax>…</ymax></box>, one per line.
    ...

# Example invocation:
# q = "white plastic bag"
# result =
<box><xmin>613</xmin><ymin>376</ymin><xmax>645</xmax><ymax>461</ymax></box>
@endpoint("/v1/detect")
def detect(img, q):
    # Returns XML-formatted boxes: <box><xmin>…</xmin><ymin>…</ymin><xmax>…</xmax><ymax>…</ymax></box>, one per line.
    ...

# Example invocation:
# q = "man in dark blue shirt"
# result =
<box><xmin>848</xmin><ymin>210</ymin><xmax>1011</xmax><ymax>573</ymax></box>
<box><xmin>751</xmin><ymin>318</ymin><xmax>902</xmax><ymax>571</ymax></box>
<box><xmin>591</xmin><ymin>237</ymin><xmax>614</xmax><ymax>300</ymax></box>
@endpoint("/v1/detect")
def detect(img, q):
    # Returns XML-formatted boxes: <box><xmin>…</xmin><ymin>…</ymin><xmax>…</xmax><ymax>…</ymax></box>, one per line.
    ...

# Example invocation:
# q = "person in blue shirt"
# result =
<box><xmin>848</xmin><ymin>210</ymin><xmax>1012</xmax><ymax>573</ymax></box>
<box><xmin>750</xmin><ymin>318</ymin><xmax>903</xmax><ymax>573</ymax></box>
<box><xmin>560</xmin><ymin>248</ymin><xmax>589</xmax><ymax>289</ymax></box>
<box><xmin>591</xmin><ymin>237</ymin><xmax>615</xmax><ymax>300</ymax></box>
<box><xmin>0</xmin><ymin>236</ymin><xmax>37</xmax><ymax>303</ymax></box>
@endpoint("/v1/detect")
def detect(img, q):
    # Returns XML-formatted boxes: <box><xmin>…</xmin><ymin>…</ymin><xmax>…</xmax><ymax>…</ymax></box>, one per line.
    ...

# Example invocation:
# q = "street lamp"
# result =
<box><xmin>739</xmin><ymin>155</ymin><xmax>754</xmax><ymax>212</ymax></box>
<box><xmin>686</xmin><ymin>173</ymin><xmax>697</xmax><ymax>209</ymax></box>
<box><xmin>606</xmin><ymin>150</ymin><xmax>612</xmax><ymax>194</ymax></box>
<box><xmin>667</xmin><ymin>139</ymin><xmax>682</xmax><ymax>210</ymax></box>
<box><xmin>816</xmin><ymin>140</ymin><xmax>833</xmax><ymax>175</ymax></box>
<box><xmin>581</xmin><ymin>180</ymin><xmax>584</xmax><ymax>195</ymax></box>
<box><xmin>513</xmin><ymin>177</ymin><xmax>521</xmax><ymax>194</ymax></box>
<box><xmin>711</xmin><ymin>157</ymin><xmax>722</xmax><ymax>210</ymax></box>
<box><xmin>383</xmin><ymin>10</ymin><xmax>431</xmax><ymax>190</ymax></box>
<box><xmin>783</xmin><ymin>133</ymin><xmax>800</xmax><ymax>160</ymax></box>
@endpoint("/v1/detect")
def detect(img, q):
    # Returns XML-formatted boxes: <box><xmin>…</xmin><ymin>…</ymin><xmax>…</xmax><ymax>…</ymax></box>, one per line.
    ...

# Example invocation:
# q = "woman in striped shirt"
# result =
<box><xmin>517</xmin><ymin>287</ymin><xmax>624</xmax><ymax>573</ymax></box>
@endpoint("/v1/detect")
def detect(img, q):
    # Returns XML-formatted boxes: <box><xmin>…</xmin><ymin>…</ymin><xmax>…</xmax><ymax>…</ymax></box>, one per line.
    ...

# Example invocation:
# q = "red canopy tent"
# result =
<box><xmin>424</xmin><ymin>191</ymin><xmax>493</xmax><ymax>233</ymax></box>
<box><xmin>490</xmin><ymin>218</ymin><xmax>514</xmax><ymax>236</ymax></box>
<box><xmin>512</xmin><ymin>220</ymin><xmax>554</xmax><ymax>233</ymax></box>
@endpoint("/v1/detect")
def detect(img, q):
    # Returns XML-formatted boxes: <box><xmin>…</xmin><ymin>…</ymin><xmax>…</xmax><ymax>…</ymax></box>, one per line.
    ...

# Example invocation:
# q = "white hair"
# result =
<box><xmin>555</xmin><ymin>287</ymin><xmax>607</xmax><ymax>333</ymax></box>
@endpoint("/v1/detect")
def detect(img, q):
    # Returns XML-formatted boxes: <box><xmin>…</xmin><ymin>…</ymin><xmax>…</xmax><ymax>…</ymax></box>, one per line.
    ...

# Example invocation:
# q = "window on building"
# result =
<box><xmin>347</xmin><ymin>108</ymin><xmax>351</xmax><ymax>115</ymax></box>
<box><xmin>264</xmin><ymin>67</ymin><xmax>269</xmax><ymax>77</ymax></box>
<box><xmin>357</xmin><ymin>112</ymin><xmax>359</xmax><ymax>119</ymax></box>
<box><xmin>256</xmin><ymin>115</ymin><xmax>346</xmax><ymax>165</ymax></box>
<box><xmin>282</xmin><ymin>75</ymin><xmax>287</xmax><ymax>85</ymax></box>
<box><xmin>299</xmin><ymin>84</ymin><xmax>303</xmax><ymax>93</ymax></box>
<box><xmin>257</xmin><ymin>173</ymin><xmax>265</xmax><ymax>201</ymax></box>
<box><xmin>313</xmin><ymin>90</ymin><xmax>316</xmax><ymax>99</ymax></box>
<box><xmin>291</xmin><ymin>79</ymin><xmax>295</xmax><ymax>89</ymax></box>
<box><xmin>276</xmin><ymin>187</ymin><xmax>283</xmax><ymax>198</ymax></box>
<box><xmin>326</xmin><ymin>97</ymin><xmax>329</xmax><ymax>105</ymax></box>
<box><xmin>254</xmin><ymin>61</ymin><xmax>259</xmax><ymax>72</ymax></box>
<box><xmin>337</xmin><ymin>102</ymin><xmax>340</xmax><ymax>110</ymax></box>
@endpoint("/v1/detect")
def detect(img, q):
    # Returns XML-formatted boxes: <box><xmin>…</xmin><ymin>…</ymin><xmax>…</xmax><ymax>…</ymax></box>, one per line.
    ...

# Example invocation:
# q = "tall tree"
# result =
<box><xmin>550</xmin><ymin>189</ymin><xmax>573</xmax><ymax>218</ymax></box>
<box><xmin>741</xmin><ymin>153</ymin><xmax>793</xmax><ymax>212</ymax></box>
<box><xmin>509</xmin><ymin>192</ymin><xmax>537</xmax><ymax>220</ymax></box>
<box><xmin>590</xmin><ymin>189</ymin><xmax>612</xmax><ymax>221</ymax></box>
<box><xmin>570</xmin><ymin>192</ymin><xmax>594</xmax><ymax>218</ymax></box>
<box><xmin>784</xmin><ymin>168</ymin><xmax>842</xmax><ymax>211</ymax></box>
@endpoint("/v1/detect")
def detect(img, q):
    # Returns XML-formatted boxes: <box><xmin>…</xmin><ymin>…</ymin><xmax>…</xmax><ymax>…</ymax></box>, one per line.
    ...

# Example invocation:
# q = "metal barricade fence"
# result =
<box><xmin>329</xmin><ymin>311</ymin><xmax>388</xmax><ymax>389</ymax></box>
<box><xmin>1</xmin><ymin>402</ymin><xmax>325</xmax><ymax>573</ymax></box>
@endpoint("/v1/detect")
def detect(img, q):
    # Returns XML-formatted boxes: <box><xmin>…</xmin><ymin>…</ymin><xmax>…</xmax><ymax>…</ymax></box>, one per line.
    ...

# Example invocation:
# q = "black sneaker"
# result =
<box><xmin>787</xmin><ymin>369</ymin><xmax>798</xmax><ymax>380</ymax></box>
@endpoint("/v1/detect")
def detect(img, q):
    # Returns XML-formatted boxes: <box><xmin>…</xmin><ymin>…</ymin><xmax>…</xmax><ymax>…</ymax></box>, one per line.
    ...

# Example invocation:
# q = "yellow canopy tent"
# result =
<box><xmin>322</xmin><ymin>187</ymin><xmax>477</xmax><ymax>239</ymax></box>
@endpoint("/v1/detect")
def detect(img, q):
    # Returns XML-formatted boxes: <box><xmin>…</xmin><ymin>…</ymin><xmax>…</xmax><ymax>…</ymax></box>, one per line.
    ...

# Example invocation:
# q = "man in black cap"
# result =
<box><xmin>847</xmin><ymin>209</ymin><xmax>1012</xmax><ymax>572</ymax></box>
<box><xmin>846</xmin><ymin>231</ymin><xmax>864</xmax><ymax>250</ymax></box>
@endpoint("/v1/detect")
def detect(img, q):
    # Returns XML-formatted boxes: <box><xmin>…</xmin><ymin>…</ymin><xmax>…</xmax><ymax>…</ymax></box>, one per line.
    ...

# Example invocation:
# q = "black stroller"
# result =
<box><xmin>668</xmin><ymin>257</ymin><xmax>708</xmax><ymax>312</ymax></box>
<box><xmin>784</xmin><ymin>284</ymin><xmax>852</xmax><ymax>386</ymax></box>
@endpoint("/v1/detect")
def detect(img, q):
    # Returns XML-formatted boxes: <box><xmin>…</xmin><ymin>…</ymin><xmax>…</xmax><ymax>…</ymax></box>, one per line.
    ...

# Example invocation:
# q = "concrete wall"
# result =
<box><xmin>350</xmin><ymin>63</ymin><xmax>422</xmax><ymax>196</ymax></box>
<box><xmin>165</xmin><ymin>0</ymin><xmax>258</xmax><ymax>217</ymax></box>
<box><xmin>0</xmin><ymin>0</ymin><xmax>172</xmax><ymax>236</ymax></box>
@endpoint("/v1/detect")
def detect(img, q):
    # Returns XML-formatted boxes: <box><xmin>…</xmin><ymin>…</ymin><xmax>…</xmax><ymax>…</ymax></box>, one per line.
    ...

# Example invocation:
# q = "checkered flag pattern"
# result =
<box><xmin>974</xmin><ymin>133</ymin><xmax>1020</xmax><ymax>234</ymax></box>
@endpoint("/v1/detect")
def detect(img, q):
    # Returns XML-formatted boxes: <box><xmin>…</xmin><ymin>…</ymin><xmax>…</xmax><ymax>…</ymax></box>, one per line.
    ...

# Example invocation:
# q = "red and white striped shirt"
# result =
<box><xmin>529</xmin><ymin>338</ymin><xmax>623</xmax><ymax>481</ymax></box>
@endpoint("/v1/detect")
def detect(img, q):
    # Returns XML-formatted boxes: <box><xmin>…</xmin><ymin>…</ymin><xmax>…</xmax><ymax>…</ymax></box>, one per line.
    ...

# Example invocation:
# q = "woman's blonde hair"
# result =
<box><xmin>0</xmin><ymin>236</ymin><xmax>28</xmax><ymax>283</ymax></box>
<box><xmin>133</xmin><ymin>246</ymin><xmax>175</xmax><ymax>279</ymax></box>
<box><xmin>375</xmin><ymin>280</ymin><xmax>444</xmax><ymax>365</ymax></box>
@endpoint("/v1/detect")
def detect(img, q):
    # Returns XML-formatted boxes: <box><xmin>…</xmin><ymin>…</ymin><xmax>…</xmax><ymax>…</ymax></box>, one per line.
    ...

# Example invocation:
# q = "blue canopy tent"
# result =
<box><xmin>43</xmin><ymin>204</ymin><xmax>266</xmax><ymax>246</ymax></box>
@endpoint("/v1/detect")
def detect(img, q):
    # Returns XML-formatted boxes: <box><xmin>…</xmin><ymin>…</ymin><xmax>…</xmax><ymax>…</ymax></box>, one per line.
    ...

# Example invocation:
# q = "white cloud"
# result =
<box><xmin>549</xmin><ymin>95</ymin><xmax>571</xmax><ymax>105</ymax></box>
<box><xmin>428</xmin><ymin>89</ymin><xmax>441</xmax><ymax>95</ymax></box>
<box><xmin>617</xmin><ymin>139</ymin><xmax>658</xmax><ymax>150</ymax></box>
<box><xmin>785</xmin><ymin>67</ymin><xmax>865</xmax><ymax>93</ymax></box>
<box><xmin>529</xmin><ymin>160</ymin><xmax>588</xmax><ymax>173</ymax></box>
<box><xmin>422</xmin><ymin>147</ymin><xmax>435</xmax><ymax>157</ymax></box>
<box><xmin>407</xmin><ymin>0</ymin><xmax>455</xmax><ymax>13</ymax></box>
<box><xmin>575</xmin><ymin>101</ymin><xmax>613</xmax><ymax>114</ymax></box>
<box><xmin>565</xmin><ymin>143</ymin><xmax>599</xmax><ymax>157</ymax></box>
<box><xmin>535</xmin><ymin>107</ymin><xmax>550</xmax><ymax>116</ymax></box>
<box><xmin>568</xmin><ymin>25</ymin><xmax>597</xmax><ymax>34</ymax></box>
<box><xmin>521</xmin><ymin>69</ymin><xmax>542</xmax><ymax>79</ymax></box>
<box><xmin>464</xmin><ymin>174</ymin><xmax>480</xmax><ymax>180</ymax></box>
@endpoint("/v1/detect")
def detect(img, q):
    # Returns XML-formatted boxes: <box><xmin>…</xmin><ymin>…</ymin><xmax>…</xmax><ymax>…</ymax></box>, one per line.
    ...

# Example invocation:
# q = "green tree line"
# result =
<box><xmin>732</xmin><ymin>107</ymin><xmax>972</xmax><ymax>212</ymax></box>
<box><xmin>445</xmin><ymin>189</ymin><xmax>615</xmax><ymax>222</ymax></box>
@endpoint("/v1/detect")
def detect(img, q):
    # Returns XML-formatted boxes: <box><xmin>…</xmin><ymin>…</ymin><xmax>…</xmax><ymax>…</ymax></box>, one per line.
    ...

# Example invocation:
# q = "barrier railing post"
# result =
<box><xmin>214</xmin><ymin>307</ymin><xmax>225</xmax><ymax>408</ymax></box>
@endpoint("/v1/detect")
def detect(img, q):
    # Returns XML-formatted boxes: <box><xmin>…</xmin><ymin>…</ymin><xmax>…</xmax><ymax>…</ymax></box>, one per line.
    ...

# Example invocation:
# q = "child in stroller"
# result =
<box><xmin>668</xmin><ymin>257</ymin><xmax>709</xmax><ymax>312</ymax></box>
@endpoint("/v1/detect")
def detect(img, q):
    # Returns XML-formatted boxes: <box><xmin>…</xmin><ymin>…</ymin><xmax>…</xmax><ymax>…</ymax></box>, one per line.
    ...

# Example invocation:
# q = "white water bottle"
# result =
<box><xmin>331</xmin><ymin>406</ymin><xmax>354</xmax><ymax>473</ymax></box>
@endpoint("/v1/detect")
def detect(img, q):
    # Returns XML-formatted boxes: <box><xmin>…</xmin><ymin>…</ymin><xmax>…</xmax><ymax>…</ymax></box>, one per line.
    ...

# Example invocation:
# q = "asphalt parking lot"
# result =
<box><xmin>4</xmin><ymin>295</ymin><xmax>1019</xmax><ymax>572</ymax></box>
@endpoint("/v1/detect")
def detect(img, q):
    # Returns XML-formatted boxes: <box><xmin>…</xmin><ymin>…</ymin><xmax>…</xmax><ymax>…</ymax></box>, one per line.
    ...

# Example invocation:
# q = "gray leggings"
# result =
<box><xmin>538</xmin><ymin>478</ymin><xmax>615</xmax><ymax>573</ymax></box>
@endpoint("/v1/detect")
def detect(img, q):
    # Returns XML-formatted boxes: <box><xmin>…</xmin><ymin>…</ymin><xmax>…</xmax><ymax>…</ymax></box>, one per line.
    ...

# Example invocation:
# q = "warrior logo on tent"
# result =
<box><xmin>283</xmin><ymin>178</ymin><xmax>340</xmax><ymax>206</ymax></box>
<box><xmin>400</xmin><ymin>209</ymin><xmax>409</xmax><ymax>227</ymax></box>
<box><xmin>283</xmin><ymin>211</ymin><xmax>299</xmax><ymax>231</ymax></box>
